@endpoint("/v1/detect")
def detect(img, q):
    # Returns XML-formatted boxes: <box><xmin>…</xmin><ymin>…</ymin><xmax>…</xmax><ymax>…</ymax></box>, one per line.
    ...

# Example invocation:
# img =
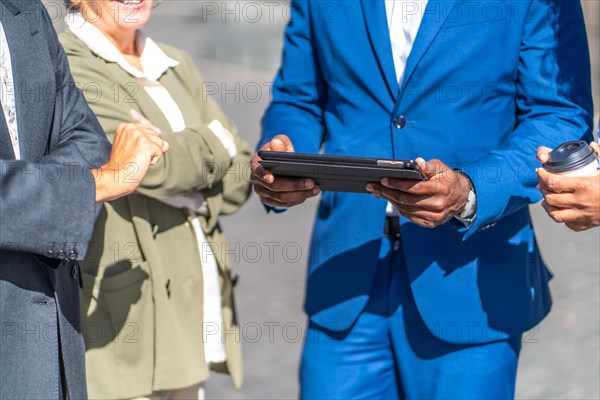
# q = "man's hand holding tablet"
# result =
<box><xmin>251</xmin><ymin>135</ymin><xmax>321</xmax><ymax>208</ymax></box>
<box><xmin>252</xmin><ymin>135</ymin><xmax>471</xmax><ymax>228</ymax></box>
<box><xmin>366</xmin><ymin>159</ymin><xmax>473</xmax><ymax>228</ymax></box>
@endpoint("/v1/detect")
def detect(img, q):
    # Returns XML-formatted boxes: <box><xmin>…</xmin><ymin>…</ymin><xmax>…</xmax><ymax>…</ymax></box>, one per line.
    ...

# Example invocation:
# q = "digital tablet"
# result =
<box><xmin>258</xmin><ymin>151</ymin><xmax>427</xmax><ymax>193</ymax></box>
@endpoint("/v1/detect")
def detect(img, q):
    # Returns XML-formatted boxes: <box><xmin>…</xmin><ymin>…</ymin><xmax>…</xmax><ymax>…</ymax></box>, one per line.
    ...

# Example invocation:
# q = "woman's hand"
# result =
<box><xmin>130</xmin><ymin>109</ymin><xmax>162</xmax><ymax>134</ymax></box>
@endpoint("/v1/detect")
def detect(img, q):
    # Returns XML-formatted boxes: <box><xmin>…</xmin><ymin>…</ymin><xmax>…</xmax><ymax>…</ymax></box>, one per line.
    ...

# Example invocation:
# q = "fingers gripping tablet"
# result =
<box><xmin>258</xmin><ymin>151</ymin><xmax>427</xmax><ymax>193</ymax></box>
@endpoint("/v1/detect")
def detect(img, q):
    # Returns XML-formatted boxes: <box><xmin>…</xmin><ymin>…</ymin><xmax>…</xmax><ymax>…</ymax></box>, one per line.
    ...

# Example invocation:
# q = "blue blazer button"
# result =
<box><xmin>393</xmin><ymin>115</ymin><xmax>407</xmax><ymax>129</ymax></box>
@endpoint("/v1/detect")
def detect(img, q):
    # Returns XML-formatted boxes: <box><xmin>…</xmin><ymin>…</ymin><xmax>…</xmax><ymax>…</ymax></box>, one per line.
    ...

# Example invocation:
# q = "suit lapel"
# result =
<box><xmin>361</xmin><ymin>0</ymin><xmax>398</xmax><ymax>102</ymax></box>
<box><xmin>400</xmin><ymin>0</ymin><xmax>457</xmax><ymax>93</ymax></box>
<box><xmin>1</xmin><ymin>0</ymin><xmax>55</xmax><ymax>160</ymax></box>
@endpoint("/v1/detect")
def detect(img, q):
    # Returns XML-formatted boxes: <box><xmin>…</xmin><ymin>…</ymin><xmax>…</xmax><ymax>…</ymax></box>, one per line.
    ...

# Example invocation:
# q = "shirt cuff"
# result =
<box><xmin>207</xmin><ymin>120</ymin><xmax>237</xmax><ymax>159</ymax></box>
<box><xmin>453</xmin><ymin>169</ymin><xmax>477</xmax><ymax>227</ymax></box>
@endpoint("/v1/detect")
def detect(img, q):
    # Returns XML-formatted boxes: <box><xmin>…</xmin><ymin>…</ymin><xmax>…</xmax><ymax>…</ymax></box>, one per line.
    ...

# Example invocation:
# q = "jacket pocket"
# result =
<box><xmin>80</xmin><ymin>262</ymin><xmax>154</xmax><ymax>397</ymax></box>
<box><xmin>82</xmin><ymin>263</ymin><xmax>149</xmax><ymax>293</ymax></box>
<box><xmin>81</xmin><ymin>262</ymin><xmax>151</xmax><ymax>344</ymax></box>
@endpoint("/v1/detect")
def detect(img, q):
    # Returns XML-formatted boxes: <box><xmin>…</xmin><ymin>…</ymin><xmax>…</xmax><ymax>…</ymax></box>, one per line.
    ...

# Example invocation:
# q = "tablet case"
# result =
<box><xmin>258</xmin><ymin>151</ymin><xmax>427</xmax><ymax>193</ymax></box>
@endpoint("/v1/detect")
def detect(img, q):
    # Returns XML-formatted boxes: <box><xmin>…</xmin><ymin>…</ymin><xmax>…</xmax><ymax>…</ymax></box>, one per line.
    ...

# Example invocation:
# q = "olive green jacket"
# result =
<box><xmin>59</xmin><ymin>29</ymin><xmax>251</xmax><ymax>399</ymax></box>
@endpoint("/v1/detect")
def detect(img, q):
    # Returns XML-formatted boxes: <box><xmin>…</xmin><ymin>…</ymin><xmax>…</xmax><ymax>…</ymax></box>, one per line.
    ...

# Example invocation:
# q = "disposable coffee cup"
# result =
<box><xmin>544</xmin><ymin>140</ymin><xmax>600</xmax><ymax>177</ymax></box>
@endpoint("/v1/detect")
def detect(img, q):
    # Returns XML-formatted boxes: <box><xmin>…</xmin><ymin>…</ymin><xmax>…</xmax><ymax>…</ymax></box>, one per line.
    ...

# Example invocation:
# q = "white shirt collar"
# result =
<box><xmin>65</xmin><ymin>12</ymin><xmax>179</xmax><ymax>82</ymax></box>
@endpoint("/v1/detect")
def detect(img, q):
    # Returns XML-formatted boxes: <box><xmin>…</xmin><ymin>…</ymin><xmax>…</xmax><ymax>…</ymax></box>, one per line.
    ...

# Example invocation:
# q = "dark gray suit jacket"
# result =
<box><xmin>0</xmin><ymin>1</ymin><xmax>111</xmax><ymax>398</ymax></box>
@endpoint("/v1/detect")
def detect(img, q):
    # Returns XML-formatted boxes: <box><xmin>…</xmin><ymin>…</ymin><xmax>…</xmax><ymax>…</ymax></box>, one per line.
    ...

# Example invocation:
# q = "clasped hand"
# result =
<box><xmin>92</xmin><ymin>110</ymin><xmax>169</xmax><ymax>202</ymax></box>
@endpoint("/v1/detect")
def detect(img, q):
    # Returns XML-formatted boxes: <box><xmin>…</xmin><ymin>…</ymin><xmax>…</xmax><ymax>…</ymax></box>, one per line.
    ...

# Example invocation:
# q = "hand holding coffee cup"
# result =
<box><xmin>536</xmin><ymin>140</ymin><xmax>600</xmax><ymax>232</ymax></box>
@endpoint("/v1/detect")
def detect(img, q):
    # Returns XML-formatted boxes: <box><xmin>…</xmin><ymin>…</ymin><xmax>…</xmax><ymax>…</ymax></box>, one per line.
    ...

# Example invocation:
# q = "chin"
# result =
<box><xmin>117</xmin><ymin>1</ymin><xmax>153</xmax><ymax>26</ymax></box>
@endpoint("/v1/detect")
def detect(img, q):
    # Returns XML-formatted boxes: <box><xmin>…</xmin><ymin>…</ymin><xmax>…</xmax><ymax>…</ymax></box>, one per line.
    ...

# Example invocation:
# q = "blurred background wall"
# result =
<box><xmin>43</xmin><ymin>1</ymin><xmax>599</xmax><ymax>398</ymax></box>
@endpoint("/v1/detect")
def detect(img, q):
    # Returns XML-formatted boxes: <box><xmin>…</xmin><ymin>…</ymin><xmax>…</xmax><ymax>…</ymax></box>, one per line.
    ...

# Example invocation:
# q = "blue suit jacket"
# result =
<box><xmin>261</xmin><ymin>0</ymin><xmax>593</xmax><ymax>343</ymax></box>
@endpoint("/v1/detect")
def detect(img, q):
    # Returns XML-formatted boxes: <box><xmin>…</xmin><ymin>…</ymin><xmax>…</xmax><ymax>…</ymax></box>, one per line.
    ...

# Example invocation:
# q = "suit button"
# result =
<box><xmin>58</xmin><ymin>250</ymin><xmax>67</xmax><ymax>260</ymax></box>
<box><xmin>393</xmin><ymin>115</ymin><xmax>407</xmax><ymax>129</ymax></box>
<box><xmin>71</xmin><ymin>265</ymin><xmax>79</xmax><ymax>280</ymax></box>
<box><xmin>68</xmin><ymin>251</ymin><xmax>78</xmax><ymax>261</ymax></box>
<box><xmin>47</xmin><ymin>243</ymin><xmax>57</xmax><ymax>257</ymax></box>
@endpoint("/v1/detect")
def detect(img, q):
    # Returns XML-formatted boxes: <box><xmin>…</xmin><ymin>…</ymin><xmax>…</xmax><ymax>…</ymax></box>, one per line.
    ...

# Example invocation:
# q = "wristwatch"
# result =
<box><xmin>454</xmin><ymin>169</ymin><xmax>477</xmax><ymax>226</ymax></box>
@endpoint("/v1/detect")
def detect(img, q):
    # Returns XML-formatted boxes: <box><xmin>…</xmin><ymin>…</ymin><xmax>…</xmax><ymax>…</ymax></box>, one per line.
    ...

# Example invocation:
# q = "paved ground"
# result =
<box><xmin>47</xmin><ymin>1</ymin><xmax>599</xmax><ymax>398</ymax></box>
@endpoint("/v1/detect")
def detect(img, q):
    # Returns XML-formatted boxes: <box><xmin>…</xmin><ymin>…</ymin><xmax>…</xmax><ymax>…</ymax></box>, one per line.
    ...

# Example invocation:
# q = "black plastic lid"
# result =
<box><xmin>544</xmin><ymin>140</ymin><xmax>596</xmax><ymax>173</ymax></box>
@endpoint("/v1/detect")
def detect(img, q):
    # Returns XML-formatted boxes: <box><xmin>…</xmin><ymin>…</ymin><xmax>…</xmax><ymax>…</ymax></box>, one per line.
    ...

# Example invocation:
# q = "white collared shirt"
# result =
<box><xmin>0</xmin><ymin>21</ymin><xmax>20</xmax><ymax>159</ymax></box>
<box><xmin>384</xmin><ymin>1</ymin><xmax>475</xmax><ymax>223</ymax></box>
<box><xmin>66</xmin><ymin>12</ymin><xmax>228</xmax><ymax>364</ymax></box>
<box><xmin>66</xmin><ymin>12</ymin><xmax>186</xmax><ymax>130</ymax></box>
<box><xmin>385</xmin><ymin>1</ymin><xmax>428</xmax><ymax>217</ymax></box>
<box><xmin>385</xmin><ymin>0</ymin><xmax>429</xmax><ymax>87</ymax></box>
<box><xmin>65</xmin><ymin>12</ymin><xmax>236</xmax><ymax>158</ymax></box>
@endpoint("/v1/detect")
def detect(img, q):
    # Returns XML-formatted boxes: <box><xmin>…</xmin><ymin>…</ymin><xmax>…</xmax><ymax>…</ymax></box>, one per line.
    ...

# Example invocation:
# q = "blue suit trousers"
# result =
<box><xmin>301</xmin><ymin>237</ymin><xmax>522</xmax><ymax>399</ymax></box>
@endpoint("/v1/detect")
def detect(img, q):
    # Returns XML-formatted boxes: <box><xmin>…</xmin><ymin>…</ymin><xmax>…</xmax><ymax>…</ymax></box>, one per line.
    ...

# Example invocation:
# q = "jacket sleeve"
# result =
<box><xmin>182</xmin><ymin>52</ymin><xmax>253</xmax><ymax>215</ymax></box>
<box><xmin>63</xmin><ymin>39</ymin><xmax>243</xmax><ymax>201</ymax></box>
<box><xmin>463</xmin><ymin>0</ymin><xmax>593</xmax><ymax>237</ymax></box>
<box><xmin>260</xmin><ymin>0</ymin><xmax>326</xmax><ymax>153</ymax></box>
<box><xmin>0</xmin><ymin>6</ymin><xmax>111</xmax><ymax>260</ymax></box>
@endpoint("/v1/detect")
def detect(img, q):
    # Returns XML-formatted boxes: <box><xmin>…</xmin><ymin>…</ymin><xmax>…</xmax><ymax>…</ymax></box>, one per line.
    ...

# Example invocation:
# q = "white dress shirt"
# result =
<box><xmin>384</xmin><ymin>1</ymin><xmax>476</xmax><ymax>223</ymax></box>
<box><xmin>66</xmin><ymin>13</ymin><xmax>229</xmax><ymax>363</ymax></box>
<box><xmin>385</xmin><ymin>0</ymin><xmax>429</xmax><ymax>87</ymax></box>
<box><xmin>0</xmin><ymin>21</ymin><xmax>20</xmax><ymax>160</ymax></box>
<box><xmin>385</xmin><ymin>0</ymin><xmax>428</xmax><ymax>216</ymax></box>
